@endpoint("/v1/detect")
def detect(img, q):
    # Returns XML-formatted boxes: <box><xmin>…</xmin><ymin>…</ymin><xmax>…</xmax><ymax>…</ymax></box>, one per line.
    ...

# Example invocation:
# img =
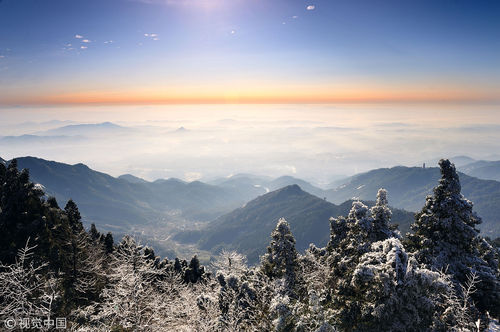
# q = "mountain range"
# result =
<box><xmin>3</xmin><ymin>156</ymin><xmax>500</xmax><ymax>259</ymax></box>
<box><xmin>12</xmin><ymin>157</ymin><xmax>257</xmax><ymax>233</ymax></box>
<box><xmin>36</xmin><ymin>121</ymin><xmax>131</xmax><ymax>136</ymax></box>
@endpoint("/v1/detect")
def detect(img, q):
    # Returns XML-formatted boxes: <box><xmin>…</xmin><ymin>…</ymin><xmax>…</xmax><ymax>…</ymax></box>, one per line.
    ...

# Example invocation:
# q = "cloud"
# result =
<box><xmin>375</xmin><ymin>122</ymin><xmax>414</xmax><ymax>128</ymax></box>
<box><xmin>184</xmin><ymin>171</ymin><xmax>202</xmax><ymax>182</ymax></box>
<box><xmin>104</xmin><ymin>40</ymin><xmax>113</xmax><ymax>44</ymax></box>
<box><xmin>144</xmin><ymin>33</ymin><xmax>160</xmax><ymax>40</ymax></box>
<box><xmin>306</xmin><ymin>5</ymin><xmax>315</xmax><ymax>10</ymax></box>
<box><xmin>231</xmin><ymin>30</ymin><xmax>236</xmax><ymax>35</ymax></box>
<box><xmin>75</xmin><ymin>34</ymin><xmax>84</xmax><ymax>39</ymax></box>
<box><xmin>0</xmin><ymin>55</ymin><xmax>4</xmax><ymax>59</ymax></box>
<box><xmin>292</xmin><ymin>15</ymin><xmax>298</xmax><ymax>19</ymax></box>
<box><xmin>80</xmin><ymin>46</ymin><xmax>88</xmax><ymax>49</ymax></box>
<box><xmin>82</xmin><ymin>39</ymin><xmax>91</xmax><ymax>43</ymax></box>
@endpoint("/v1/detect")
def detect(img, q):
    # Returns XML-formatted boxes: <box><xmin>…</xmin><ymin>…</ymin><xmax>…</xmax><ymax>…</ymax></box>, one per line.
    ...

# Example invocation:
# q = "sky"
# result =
<box><xmin>0</xmin><ymin>0</ymin><xmax>499</xmax><ymax>105</ymax></box>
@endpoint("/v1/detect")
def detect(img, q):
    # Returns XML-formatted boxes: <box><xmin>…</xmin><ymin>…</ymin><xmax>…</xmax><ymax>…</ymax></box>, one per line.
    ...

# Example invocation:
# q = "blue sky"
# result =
<box><xmin>0</xmin><ymin>0</ymin><xmax>499</xmax><ymax>104</ymax></box>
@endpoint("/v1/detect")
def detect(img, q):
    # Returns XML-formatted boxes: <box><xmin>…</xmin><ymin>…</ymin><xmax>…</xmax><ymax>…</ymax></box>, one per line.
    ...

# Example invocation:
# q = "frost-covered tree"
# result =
<box><xmin>326</xmin><ymin>201</ymin><xmax>374</xmax><ymax>328</ymax></box>
<box><xmin>442</xmin><ymin>272</ymin><xmax>483</xmax><ymax>331</ymax></box>
<box><xmin>87</xmin><ymin>236</ymin><xmax>163</xmax><ymax>331</ymax></box>
<box><xmin>369</xmin><ymin>188</ymin><xmax>399</xmax><ymax>242</ymax></box>
<box><xmin>211</xmin><ymin>250</ymin><xmax>247</xmax><ymax>277</ymax></box>
<box><xmin>0</xmin><ymin>240</ymin><xmax>59</xmax><ymax>329</ymax></box>
<box><xmin>216</xmin><ymin>272</ymin><xmax>259</xmax><ymax>330</ymax></box>
<box><xmin>295</xmin><ymin>244</ymin><xmax>333</xmax><ymax>331</ymax></box>
<box><xmin>261</xmin><ymin>218</ymin><xmax>302</xmax><ymax>299</ymax></box>
<box><xmin>406</xmin><ymin>159</ymin><xmax>500</xmax><ymax>318</ymax></box>
<box><xmin>325</xmin><ymin>191</ymin><xmax>405</xmax><ymax>330</ymax></box>
<box><xmin>69</xmin><ymin>230</ymin><xmax>106</xmax><ymax>300</ymax></box>
<box><xmin>350</xmin><ymin>237</ymin><xmax>452</xmax><ymax>331</ymax></box>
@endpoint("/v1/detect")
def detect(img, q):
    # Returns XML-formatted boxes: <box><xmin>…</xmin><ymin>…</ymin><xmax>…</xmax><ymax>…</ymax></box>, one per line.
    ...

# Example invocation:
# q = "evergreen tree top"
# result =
<box><xmin>272</xmin><ymin>218</ymin><xmax>295</xmax><ymax>244</ymax></box>
<box><xmin>348</xmin><ymin>201</ymin><xmax>369</xmax><ymax>221</ymax></box>
<box><xmin>375</xmin><ymin>188</ymin><xmax>389</xmax><ymax>207</ymax></box>
<box><xmin>436</xmin><ymin>158</ymin><xmax>461</xmax><ymax>197</ymax></box>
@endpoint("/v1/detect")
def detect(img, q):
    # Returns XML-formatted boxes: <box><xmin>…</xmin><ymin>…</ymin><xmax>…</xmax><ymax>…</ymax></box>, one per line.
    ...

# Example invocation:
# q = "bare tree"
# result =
<box><xmin>0</xmin><ymin>239</ymin><xmax>58</xmax><ymax>330</ymax></box>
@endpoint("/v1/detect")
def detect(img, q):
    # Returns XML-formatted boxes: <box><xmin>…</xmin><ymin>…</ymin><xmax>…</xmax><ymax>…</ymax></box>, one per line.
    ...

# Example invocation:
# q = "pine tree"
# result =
<box><xmin>325</xmin><ymin>191</ymin><xmax>402</xmax><ymax>330</ymax></box>
<box><xmin>351</xmin><ymin>237</ymin><xmax>452</xmax><ymax>331</ymax></box>
<box><xmin>261</xmin><ymin>218</ymin><xmax>301</xmax><ymax>299</ymax></box>
<box><xmin>370</xmin><ymin>188</ymin><xmax>399</xmax><ymax>242</ymax></box>
<box><xmin>325</xmin><ymin>201</ymin><xmax>374</xmax><ymax>330</ymax></box>
<box><xmin>406</xmin><ymin>159</ymin><xmax>500</xmax><ymax>318</ymax></box>
<box><xmin>89</xmin><ymin>223</ymin><xmax>100</xmax><ymax>242</ymax></box>
<box><xmin>184</xmin><ymin>255</ymin><xmax>206</xmax><ymax>283</ymax></box>
<box><xmin>65</xmin><ymin>199</ymin><xmax>83</xmax><ymax>233</ymax></box>
<box><xmin>0</xmin><ymin>160</ymin><xmax>45</xmax><ymax>263</ymax></box>
<box><xmin>103</xmin><ymin>232</ymin><xmax>114</xmax><ymax>254</ymax></box>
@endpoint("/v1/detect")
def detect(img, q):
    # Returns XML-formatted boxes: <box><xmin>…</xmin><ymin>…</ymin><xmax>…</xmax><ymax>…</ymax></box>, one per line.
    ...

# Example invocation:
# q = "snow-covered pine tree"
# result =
<box><xmin>369</xmin><ymin>188</ymin><xmax>399</xmax><ymax>242</ymax></box>
<box><xmin>325</xmin><ymin>201</ymin><xmax>374</xmax><ymax>329</ymax></box>
<box><xmin>325</xmin><ymin>190</ymin><xmax>401</xmax><ymax>330</ymax></box>
<box><xmin>406</xmin><ymin>159</ymin><xmax>500</xmax><ymax>318</ymax></box>
<box><xmin>261</xmin><ymin>218</ymin><xmax>302</xmax><ymax>299</ymax></box>
<box><xmin>261</xmin><ymin>218</ymin><xmax>307</xmax><ymax>331</ymax></box>
<box><xmin>351</xmin><ymin>237</ymin><xmax>452</xmax><ymax>331</ymax></box>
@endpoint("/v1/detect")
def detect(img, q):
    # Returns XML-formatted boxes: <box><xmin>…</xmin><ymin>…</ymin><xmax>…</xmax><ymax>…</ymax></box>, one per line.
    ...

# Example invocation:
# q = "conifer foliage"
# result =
<box><xmin>407</xmin><ymin>159</ymin><xmax>500</xmax><ymax>317</ymax></box>
<box><xmin>261</xmin><ymin>218</ymin><xmax>302</xmax><ymax>298</ymax></box>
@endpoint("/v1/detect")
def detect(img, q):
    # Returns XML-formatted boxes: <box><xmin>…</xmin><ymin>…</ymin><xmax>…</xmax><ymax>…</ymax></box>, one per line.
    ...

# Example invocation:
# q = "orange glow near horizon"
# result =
<box><xmin>3</xmin><ymin>85</ymin><xmax>499</xmax><ymax>106</ymax></box>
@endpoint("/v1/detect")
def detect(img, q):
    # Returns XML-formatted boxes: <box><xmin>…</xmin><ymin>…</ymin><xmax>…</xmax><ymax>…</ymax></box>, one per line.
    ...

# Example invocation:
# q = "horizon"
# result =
<box><xmin>1</xmin><ymin>104</ymin><xmax>499</xmax><ymax>184</ymax></box>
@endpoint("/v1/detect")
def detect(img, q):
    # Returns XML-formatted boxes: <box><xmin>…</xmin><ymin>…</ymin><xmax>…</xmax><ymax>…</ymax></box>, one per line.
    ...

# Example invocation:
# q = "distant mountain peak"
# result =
<box><xmin>37</xmin><ymin>122</ymin><xmax>127</xmax><ymax>136</ymax></box>
<box><xmin>277</xmin><ymin>184</ymin><xmax>303</xmax><ymax>194</ymax></box>
<box><xmin>101</xmin><ymin>121</ymin><xmax>117</xmax><ymax>126</ymax></box>
<box><xmin>153</xmin><ymin>177</ymin><xmax>186</xmax><ymax>184</ymax></box>
<box><xmin>118</xmin><ymin>174</ymin><xmax>148</xmax><ymax>184</ymax></box>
